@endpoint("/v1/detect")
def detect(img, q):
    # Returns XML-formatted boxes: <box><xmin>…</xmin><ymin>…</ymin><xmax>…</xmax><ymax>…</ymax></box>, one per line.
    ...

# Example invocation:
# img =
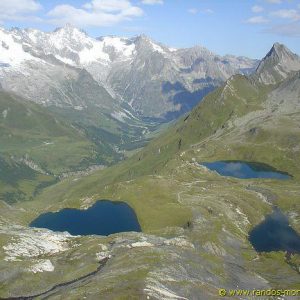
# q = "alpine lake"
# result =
<box><xmin>30</xmin><ymin>200</ymin><xmax>141</xmax><ymax>236</ymax></box>
<box><xmin>201</xmin><ymin>161</ymin><xmax>299</xmax><ymax>253</ymax></box>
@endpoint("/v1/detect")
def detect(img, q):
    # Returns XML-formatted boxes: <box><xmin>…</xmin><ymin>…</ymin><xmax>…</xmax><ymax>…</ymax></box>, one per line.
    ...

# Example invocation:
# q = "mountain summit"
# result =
<box><xmin>0</xmin><ymin>25</ymin><xmax>258</xmax><ymax>119</ymax></box>
<box><xmin>255</xmin><ymin>43</ymin><xmax>300</xmax><ymax>85</ymax></box>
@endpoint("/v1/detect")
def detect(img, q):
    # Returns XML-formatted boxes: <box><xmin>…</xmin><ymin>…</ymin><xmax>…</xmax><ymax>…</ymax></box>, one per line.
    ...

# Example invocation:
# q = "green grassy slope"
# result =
<box><xmin>48</xmin><ymin>103</ymin><xmax>161</xmax><ymax>158</ymax></box>
<box><xmin>0</xmin><ymin>155</ymin><xmax>56</xmax><ymax>204</ymax></box>
<box><xmin>19</xmin><ymin>67</ymin><xmax>299</xmax><ymax>298</ymax></box>
<box><xmin>0</xmin><ymin>90</ymin><xmax>104</xmax><ymax>203</ymax></box>
<box><xmin>0</xmin><ymin>90</ymin><xmax>101</xmax><ymax>174</ymax></box>
<box><xmin>2</xmin><ymin>49</ymin><xmax>300</xmax><ymax>298</ymax></box>
<box><xmin>33</xmin><ymin>70</ymin><xmax>300</xmax><ymax>231</ymax></box>
<box><xmin>0</xmin><ymin>88</ymin><xmax>168</xmax><ymax>204</ymax></box>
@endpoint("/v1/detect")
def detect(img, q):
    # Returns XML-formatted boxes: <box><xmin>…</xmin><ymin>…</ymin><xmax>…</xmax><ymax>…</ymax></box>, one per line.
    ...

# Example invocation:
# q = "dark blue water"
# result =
<box><xmin>249</xmin><ymin>209</ymin><xmax>300</xmax><ymax>253</ymax></box>
<box><xmin>30</xmin><ymin>200</ymin><xmax>141</xmax><ymax>236</ymax></box>
<box><xmin>201</xmin><ymin>161</ymin><xmax>291</xmax><ymax>179</ymax></box>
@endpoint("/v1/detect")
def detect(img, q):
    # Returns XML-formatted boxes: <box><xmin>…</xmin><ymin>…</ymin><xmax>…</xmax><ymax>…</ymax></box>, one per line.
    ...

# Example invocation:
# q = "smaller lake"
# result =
<box><xmin>201</xmin><ymin>161</ymin><xmax>291</xmax><ymax>179</ymax></box>
<box><xmin>249</xmin><ymin>208</ymin><xmax>300</xmax><ymax>253</ymax></box>
<box><xmin>30</xmin><ymin>200</ymin><xmax>141</xmax><ymax>236</ymax></box>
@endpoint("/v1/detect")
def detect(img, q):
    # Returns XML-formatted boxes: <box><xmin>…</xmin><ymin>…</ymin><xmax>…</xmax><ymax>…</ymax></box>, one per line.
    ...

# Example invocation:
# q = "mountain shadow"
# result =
<box><xmin>162</xmin><ymin>81</ymin><xmax>216</xmax><ymax>120</ymax></box>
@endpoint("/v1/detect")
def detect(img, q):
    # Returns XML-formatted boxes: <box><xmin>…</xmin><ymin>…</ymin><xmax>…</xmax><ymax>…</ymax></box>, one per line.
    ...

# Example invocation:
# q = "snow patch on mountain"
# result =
<box><xmin>149</xmin><ymin>40</ymin><xmax>165</xmax><ymax>54</ymax></box>
<box><xmin>0</xmin><ymin>28</ymin><xmax>39</xmax><ymax>66</ymax></box>
<box><xmin>0</xmin><ymin>24</ymin><xmax>259</xmax><ymax>118</ymax></box>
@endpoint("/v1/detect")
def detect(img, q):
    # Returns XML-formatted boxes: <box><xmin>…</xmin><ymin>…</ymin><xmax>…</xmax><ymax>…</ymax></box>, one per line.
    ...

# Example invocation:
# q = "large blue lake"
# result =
<box><xmin>30</xmin><ymin>200</ymin><xmax>141</xmax><ymax>236</ymax></box>
<box><xmin>249</xmin><ymin>208</ymin><xmax>300</xmax><ymax>253</ymax></box>
<box><xmin>201</xmin><ymin>161</ymin><xmax>291</xmax><ymax>179</ymax></box>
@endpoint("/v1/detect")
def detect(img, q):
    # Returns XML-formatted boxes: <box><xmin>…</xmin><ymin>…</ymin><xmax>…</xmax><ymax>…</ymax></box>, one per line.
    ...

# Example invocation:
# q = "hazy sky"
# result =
<box><xmin>1</xmin><ymin>0</ymin><xmax>300</xmax><ymax>58</ymax></box>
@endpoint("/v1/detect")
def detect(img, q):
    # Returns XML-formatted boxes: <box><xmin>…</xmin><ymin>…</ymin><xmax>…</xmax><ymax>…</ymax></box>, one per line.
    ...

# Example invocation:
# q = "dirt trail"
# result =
<box><xmin>0</xmin><ymin>257</ymin><xmax>110</xmax><ymax>300</ymax></box>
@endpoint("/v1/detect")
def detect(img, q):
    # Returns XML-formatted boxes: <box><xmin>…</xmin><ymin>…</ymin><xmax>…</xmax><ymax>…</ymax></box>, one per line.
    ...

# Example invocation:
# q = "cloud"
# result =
<box><xmin>202</xmin><ymin>9</ymin><xmax>214</xmax><ymax>14</ymax></box>
<box><xmin>48</xmin><ymin>0</ymin><xmax>143</xmax><ymax>27</ymax></box>
<box><xmin>0</xmin><ymin>0</ymin><xmax>42</xmax><ymax>22</ymax></box>
<box><xmin>252</xmin><ymin>5</ymin><xmax>264</xmax><ymax>13</ymax></box>
<box><xmin>141</xmin><ymin>0</ymin><xmax>163</xmax><ymax>5</ymax></box>
<box><xmin>188</xmin><ymin>8</ymin><xmax>214</xmax><ymax>15</ymax></box>
<box><xmin>246</xmin><ymin>16</ymin><xmax>269</xmax><ymax>24</ymax></box>
<box><xmin>265</xmin><ymin>22</ymin><xmax>300</xmax><ymax>37</ymax></box>
<box><xmin>188</xmin><ymin>8</ymin><xmax>198</xmax><ymax>15</ymax></box>
<box><xmin>83</xmin><ymin>0</ymin><xmax>131</xmax><ymax>11</ymax></box>
<box><xmin>265</xmin><ymin>0</ymin><xmax>282</xmax><ymax>4</ymax></box>
<box><xmin>270</xmin><ymin>9</ymin><xmax>300</xmax><ymax>21</ymax></box>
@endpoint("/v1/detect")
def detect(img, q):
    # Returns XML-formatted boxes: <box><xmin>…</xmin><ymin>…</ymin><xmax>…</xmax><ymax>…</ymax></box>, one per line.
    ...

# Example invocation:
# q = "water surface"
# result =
<box><xmin>249</xmin><ymin>208</ymin><xmax>300</xmax><ymax>253</ymax></box>
<box><xmin>30</xmin><ymin>200</ymin><xmax>141</xmax><ymax>236</ymax></box>
<box><xmin>201</xmin><ymin>161</ymin><xmax>291</xmax><ymax>179</ymax></box>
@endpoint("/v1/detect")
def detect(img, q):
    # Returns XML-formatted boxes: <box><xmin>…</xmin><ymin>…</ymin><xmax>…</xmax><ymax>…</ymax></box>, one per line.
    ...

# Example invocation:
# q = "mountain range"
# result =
<box><xmin>4</xmin><ymin>41</ymin><xmax>297</xmax><ymax>299</ymax></box>
<box><xmin>0</xmin><ymin>24</ymin><xmax>300</xmax><ymax>299</ymax></box>
<box><xmin>0</xmin><ymin>24</ymin><xmax>258</xmax><ymax>120</ymax></box>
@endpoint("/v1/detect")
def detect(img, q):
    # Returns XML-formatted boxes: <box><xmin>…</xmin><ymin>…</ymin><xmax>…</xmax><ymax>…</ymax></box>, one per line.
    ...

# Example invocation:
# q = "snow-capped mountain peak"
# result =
<box><xmin>0</xmin><ymin>28</ymin><xmax>34</xmax><ymax>66</ymax></box>
<box><xmin>0</xmin><ymin>24</ymin><xmax>259</xmax><ymax>119</ymax></box>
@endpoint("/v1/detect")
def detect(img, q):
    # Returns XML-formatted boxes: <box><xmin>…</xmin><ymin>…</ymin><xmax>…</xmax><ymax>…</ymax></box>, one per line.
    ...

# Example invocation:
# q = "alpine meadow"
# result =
<box><xmin>0</xmin><ymin>1</ymin><xmax>300</xmax><ymax>299</ymax></box>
